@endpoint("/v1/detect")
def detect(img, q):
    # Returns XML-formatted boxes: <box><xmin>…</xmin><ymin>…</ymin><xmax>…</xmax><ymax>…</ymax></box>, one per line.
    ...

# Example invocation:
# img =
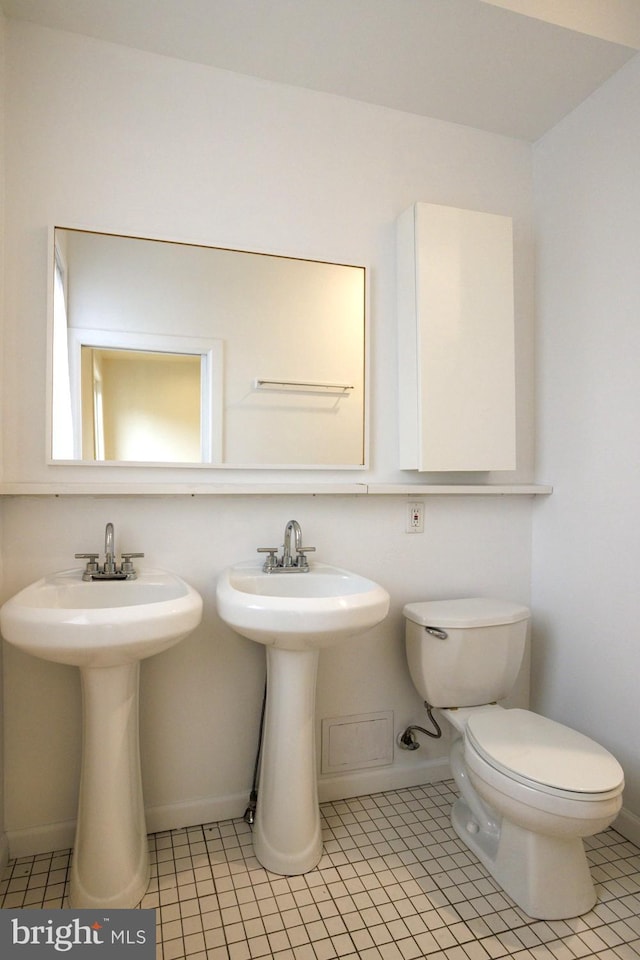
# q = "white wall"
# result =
<box><xmin>3</xmin><ymin>20</ymin><xmax>536</xmax><ymax>488</ymax></box>
<box><xmin>532</xmin><ymin>52</ymin><xmax>640</xmax><ymax>840</ymax></box>
<box><xmin>0</xmin><ymin>9</ymin><xmax>8</xmax><ymax>871</ymax></box>
<box><xmin>1</xmin><ymin>21</ymin><xmax>538</xmax><ymax>855</ymax></box>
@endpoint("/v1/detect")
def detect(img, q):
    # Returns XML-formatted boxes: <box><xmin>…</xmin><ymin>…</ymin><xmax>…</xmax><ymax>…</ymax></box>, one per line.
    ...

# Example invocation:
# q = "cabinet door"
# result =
<box><xmin>397</xmin><ymin>202</ymin><xmax>516</xmax><ymax>472</ymax></box>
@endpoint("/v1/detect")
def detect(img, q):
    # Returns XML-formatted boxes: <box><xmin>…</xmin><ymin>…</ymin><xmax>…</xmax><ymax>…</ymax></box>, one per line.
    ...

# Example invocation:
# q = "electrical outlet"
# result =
<box><xmin>406</xmin><ymin>501</ymin><xmax>424</xmax><ymax>534</ymax></box>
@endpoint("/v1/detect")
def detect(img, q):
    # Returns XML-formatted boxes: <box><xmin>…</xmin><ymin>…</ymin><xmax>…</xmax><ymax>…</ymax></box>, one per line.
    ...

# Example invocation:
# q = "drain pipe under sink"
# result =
<box><xmin>244</xmin><ymin>682</ymin><xmax>267</xmax><ymax>825</ymax></box>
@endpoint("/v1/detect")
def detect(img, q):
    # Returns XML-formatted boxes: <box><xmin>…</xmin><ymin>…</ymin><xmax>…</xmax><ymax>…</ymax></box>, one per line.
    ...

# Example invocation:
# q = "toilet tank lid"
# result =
<box><xmin>403</xmin><ymin>597</ymin><xmax>530</xmax><ymax>628</ymax></box>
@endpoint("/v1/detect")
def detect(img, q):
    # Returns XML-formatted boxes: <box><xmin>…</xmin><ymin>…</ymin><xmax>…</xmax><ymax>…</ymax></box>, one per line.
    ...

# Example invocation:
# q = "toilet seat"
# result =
<box><xmin>466</xmin><ymin>708</ymin><xmax>624</xmax><ymax>801</ymax></box>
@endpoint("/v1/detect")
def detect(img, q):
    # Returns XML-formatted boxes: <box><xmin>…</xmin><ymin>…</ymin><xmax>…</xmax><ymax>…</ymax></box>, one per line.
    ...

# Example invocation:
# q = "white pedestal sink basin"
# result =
<box><xmin>0</xmin><ymin>568</ymin><xmax>203</xmax><ymax>908</ymax></box>
<box><xmin>216</xmin><ymin>560</ymin><xmax>389</xmax><ymax>875</ymax></box>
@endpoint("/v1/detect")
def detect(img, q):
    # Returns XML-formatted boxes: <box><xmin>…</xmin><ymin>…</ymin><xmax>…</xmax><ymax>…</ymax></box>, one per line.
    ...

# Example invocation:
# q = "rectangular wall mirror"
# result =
<box><xmin>50</xmin><ymin>228</ymin><xmax>367</xmax><ymax>468</ymax></box>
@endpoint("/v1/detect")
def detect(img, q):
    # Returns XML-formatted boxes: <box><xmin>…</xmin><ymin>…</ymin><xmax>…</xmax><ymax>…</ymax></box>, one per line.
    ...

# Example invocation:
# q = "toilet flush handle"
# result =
<box><xmin>425</xmin><ymin>626</ymin><xmax>448</xmax><ymax>640</ymax></box>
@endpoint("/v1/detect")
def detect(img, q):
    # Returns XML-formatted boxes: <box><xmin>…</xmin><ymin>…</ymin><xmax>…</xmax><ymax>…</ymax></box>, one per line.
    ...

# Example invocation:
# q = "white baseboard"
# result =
<box><xmin>7</xmin><ymin>820</ymin><xmax>76</xmax><ymax>860</ymax></box>
<box><xmin>614</xmin><ymin>805</ymin><xmax>640</xmax><ymax>846</ymax></box>
<box><xmin>5</xmin><ymin>797</ymin><xmax>249</xmax><ymax>860</ymax></box>
<box><xmin>145</xmin><ymin>759</ymin><xmax>452</xmax><ymax>834</ymax></box>
<box><xmin>6</xmin><ymin>760</ymin><xmax>451</xmax><ymax>860</ymax></box>
<box><xmin>318</xmin><ymin>757</ymin><xmax>451</xmax><ymax>803</ymax></box>
<box><xmin>7</xmin><ymin>767</ymin><xmax>636</xmax><ymax>863</ymax></box>
<box><xmin>145</xmin><ymin>792</ymin><xmax>249</xmax><ymax>835</ymax></box>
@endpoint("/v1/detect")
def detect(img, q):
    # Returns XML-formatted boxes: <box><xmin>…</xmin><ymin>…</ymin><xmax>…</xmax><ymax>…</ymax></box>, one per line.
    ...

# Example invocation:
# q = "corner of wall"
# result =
<box><xmin>615</xmin><ymin>806</ymin><xmax>640</xmax><ymax>848</ymax></box>
<box><xmin>0</xmin><ymin>5</ymin><xmax>7</xmax><ymax>869</ymax></box>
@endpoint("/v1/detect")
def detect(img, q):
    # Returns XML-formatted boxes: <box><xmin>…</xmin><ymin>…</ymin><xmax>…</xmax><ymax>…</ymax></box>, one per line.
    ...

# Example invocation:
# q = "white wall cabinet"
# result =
<box><xmin>397</xmin><ymin>202</ymin><xmax>516</xmax><ymax>472</ymax></box>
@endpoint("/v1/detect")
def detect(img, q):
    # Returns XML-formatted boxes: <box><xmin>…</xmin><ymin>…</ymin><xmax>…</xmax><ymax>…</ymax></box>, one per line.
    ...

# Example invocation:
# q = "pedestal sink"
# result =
<box><xmin>216</xmin><ymin>560</ymin><xmax>389</xmax><ymax>875</ymax></box>
<box><xmin>0</xmin><ymin>568</ymin><xmax>203</xmax><ymax>908</ymax></box>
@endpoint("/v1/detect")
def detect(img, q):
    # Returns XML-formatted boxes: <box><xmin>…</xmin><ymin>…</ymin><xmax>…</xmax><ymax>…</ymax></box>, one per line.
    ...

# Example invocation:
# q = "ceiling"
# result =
<box><xmin>2</xmin><ymin>0</ymin><xmax>639</xmax><ymax>141</ymax></box>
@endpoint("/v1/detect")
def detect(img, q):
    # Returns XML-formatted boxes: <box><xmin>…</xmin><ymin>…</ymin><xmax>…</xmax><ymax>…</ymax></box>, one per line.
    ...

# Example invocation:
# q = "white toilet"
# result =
<box><xmin>404</xmin><ymin>597</ymin><xmax>624</xmax><ymax>920</ymax></box>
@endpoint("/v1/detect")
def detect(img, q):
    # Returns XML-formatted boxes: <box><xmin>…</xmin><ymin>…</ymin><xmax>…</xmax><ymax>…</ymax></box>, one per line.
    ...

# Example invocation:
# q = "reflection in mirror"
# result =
<box><xmin>82</xmin><ymin>348</ymin><xmax>201</xmax><ymax>462</ymax></box>
<box><xmin>62</xmin><ymin>325</ymin><xmax>223</xmax><ymax>463</ymax></box>
<box><xmin>50</xmin><ymin>228</ymin><xmax>367</xmax><ymax>467</ymax></box>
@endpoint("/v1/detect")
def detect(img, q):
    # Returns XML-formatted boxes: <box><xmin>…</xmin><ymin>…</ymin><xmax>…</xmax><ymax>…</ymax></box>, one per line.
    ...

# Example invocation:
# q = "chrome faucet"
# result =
<box><xmin>104</xmin><ymin>521</ymin><xmax>116</xmax><ymax>576</ymax></box>
<box><xmin>75</xmin><ymin>522</ymin><xmax>144</xmax><ymax>581</ymax></box>
<box><xmin>257</xmin><ymin>519</ymin><xmax>316</xmax><ymax>572</ymax></box>
<box><xmin>282</xmin><ymin>519</ymin><xmax>302</xmax><ymax>568</ymax></box>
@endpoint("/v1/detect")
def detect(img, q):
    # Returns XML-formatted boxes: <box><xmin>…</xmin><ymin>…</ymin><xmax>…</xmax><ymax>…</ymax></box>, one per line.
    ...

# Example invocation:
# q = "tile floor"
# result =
<box><xmin>1</xmin><ymin>781</ymin><xmax>639</xmax><ymax>959</ymax></box>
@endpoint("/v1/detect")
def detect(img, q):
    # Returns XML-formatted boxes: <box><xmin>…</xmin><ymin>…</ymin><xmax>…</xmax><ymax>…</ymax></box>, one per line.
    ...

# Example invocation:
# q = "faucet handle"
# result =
<box><xmin>257</xmin><ymin>547</ymin><xmax>280</xmax><ymax>571</ymax></box>
<box><xmin>295</xmin><ymin>546</ymin><xmax>316</xmax><ymax>569</ymax></box>
<box><xmin>120</xmin><ymin>552</ymin><xmax>144</xmax><ymax>576</ymax></box>
<box><xmin>75</xmin><ymin>553</ymin><xmax>100</xmax><ymax>579</ymax></box>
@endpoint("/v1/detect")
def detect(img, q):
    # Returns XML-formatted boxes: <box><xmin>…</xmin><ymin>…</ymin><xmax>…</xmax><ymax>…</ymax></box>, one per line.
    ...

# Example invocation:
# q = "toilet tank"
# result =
<box><xmin>404</xmin><ymin>597</ymin><xmax>530</xmax><ymax>708</ymax></box>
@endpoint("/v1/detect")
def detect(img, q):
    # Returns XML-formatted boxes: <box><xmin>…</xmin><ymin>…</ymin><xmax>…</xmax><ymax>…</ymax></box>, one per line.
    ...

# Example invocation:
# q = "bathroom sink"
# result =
<box><xmin>217</xmin><ymin>556</ymin><xmax>389</xmax><ymax>875</ymax></box>
<box><xmin>0</xmin><ymin>564</ymin><xmax>203</xmax><ymax>910</ymax></box>
<box><xmin>216</xmin><ymin>560</ymin><xmax>390</xmax><ymax>649</ymax></box>
<box><xmin>0</xmin><ymin>567</ymin><xmax>203</xmax><ymax>668</ymax></box>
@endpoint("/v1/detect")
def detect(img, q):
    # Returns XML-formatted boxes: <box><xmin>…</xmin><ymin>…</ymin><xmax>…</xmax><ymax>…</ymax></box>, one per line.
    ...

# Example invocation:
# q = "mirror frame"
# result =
<box><xmin>47</xmin><ymin>225</ymin><xmax>369</xmax><ymax>470</ymax></box>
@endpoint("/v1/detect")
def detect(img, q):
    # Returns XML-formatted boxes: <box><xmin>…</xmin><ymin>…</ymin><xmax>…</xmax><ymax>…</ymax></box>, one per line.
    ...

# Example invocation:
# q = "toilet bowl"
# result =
<box><xmin>444</xmin><ymin>704</ymin><xmax>623</xmax><ymax>918</ymax></box>
<box><xmin>403</xmin><ymin>599</ymin><xmax>625</xmax><ymax>920</ymax></box>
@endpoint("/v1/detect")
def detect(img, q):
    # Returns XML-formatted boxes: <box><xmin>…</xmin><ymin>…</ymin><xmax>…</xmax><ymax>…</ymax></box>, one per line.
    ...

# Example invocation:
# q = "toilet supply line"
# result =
<box><xmin>398</xmin><ymin>701</ymin><xmax>442</xmax><ymax>749</ymax></box>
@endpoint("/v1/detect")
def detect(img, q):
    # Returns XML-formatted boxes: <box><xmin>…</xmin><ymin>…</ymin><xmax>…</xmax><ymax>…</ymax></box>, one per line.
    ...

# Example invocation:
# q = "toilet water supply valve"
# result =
<box><xmin>398</xmin><ymin>701</ymin><xmax>442</xmax><ymax>748</ymax></box>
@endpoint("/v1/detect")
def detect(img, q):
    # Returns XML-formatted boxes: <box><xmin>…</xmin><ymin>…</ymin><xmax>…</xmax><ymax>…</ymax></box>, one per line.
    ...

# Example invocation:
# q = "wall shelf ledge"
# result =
<box><xmin>366</xmin><ymin>483</ymin><xmax>552</xmax><ymax>496</ymax></box>
<box><xmin>0</xmin><ymin>482</ymin><xmax>552</xmax><ymax>497</ymax></box>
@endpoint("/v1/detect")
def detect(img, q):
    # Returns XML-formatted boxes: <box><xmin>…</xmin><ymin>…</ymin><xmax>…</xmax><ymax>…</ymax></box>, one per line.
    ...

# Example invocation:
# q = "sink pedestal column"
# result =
<box><xmin>70</xmin><ymin>663</ymin><xmax>150</xmax><ymax>908</ymax></box>
<box><xmin>253</xmin><ymin>647</ymin><xmax>323</xmax><ymax>875</ymax></box>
